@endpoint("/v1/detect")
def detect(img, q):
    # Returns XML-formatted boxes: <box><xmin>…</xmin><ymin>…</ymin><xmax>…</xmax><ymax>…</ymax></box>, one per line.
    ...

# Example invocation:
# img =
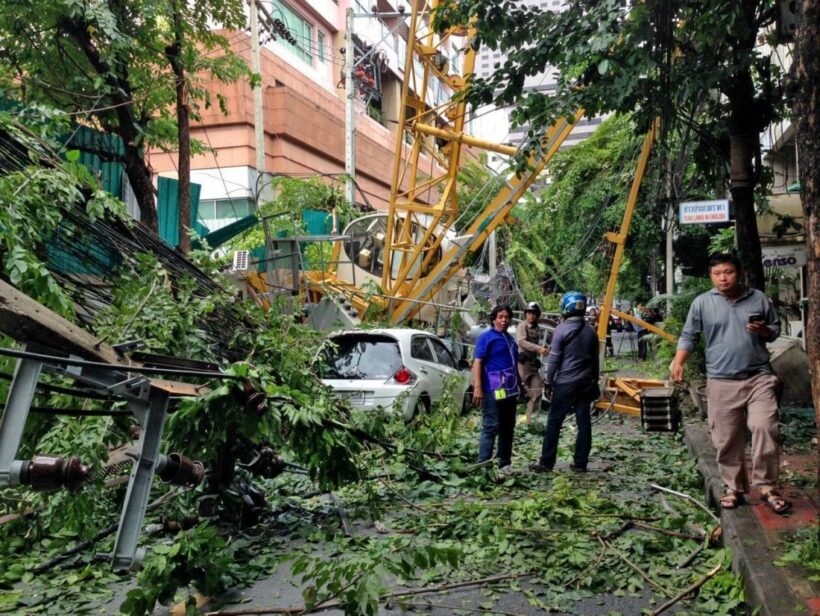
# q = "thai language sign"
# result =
<box><xmin>679</xmin><ymin>199</ymin><xmax>730</xmax><ymax>224</ymax></box>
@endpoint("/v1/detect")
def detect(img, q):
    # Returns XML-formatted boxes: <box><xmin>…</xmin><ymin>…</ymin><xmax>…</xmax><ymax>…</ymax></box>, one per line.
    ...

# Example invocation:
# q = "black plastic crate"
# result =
<box><xmin>640</xmin><ymin>387</ymin><xmax>680</xmax><ymax>432</ymax></box>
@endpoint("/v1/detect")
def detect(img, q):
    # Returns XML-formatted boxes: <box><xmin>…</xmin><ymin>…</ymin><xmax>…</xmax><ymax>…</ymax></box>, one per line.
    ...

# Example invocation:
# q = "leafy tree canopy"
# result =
<box><xmin>438</xmin><ymin>0</ymin><xmax>781</xmax><ymax>138</ymax></box>
<box><xmin>0</xmin><ymin>0</ymin><xmax>249</xmax><ymax>228</ymax></box>
<box><xmin>437</xmin><ymin>0</ymin><xmax>785</xmax><ymax>288</ymax></box>
<box><xmin>505</xmin><ymin>115</ymin><xmax>661</xmax><ymax>302</ymax></box>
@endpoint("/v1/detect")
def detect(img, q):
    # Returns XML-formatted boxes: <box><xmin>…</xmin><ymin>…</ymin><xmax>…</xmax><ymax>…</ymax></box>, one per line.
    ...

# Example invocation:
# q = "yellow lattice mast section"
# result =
<box><xmin>380</xmin><ymin>1</ymin><xmax>582</xmax><ymax>324</ymax></box>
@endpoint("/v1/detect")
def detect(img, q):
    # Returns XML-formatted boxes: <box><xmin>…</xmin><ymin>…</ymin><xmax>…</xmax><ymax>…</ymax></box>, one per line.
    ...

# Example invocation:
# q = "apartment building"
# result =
<box><xmin>758</xmin><ymin>38</ymin><xmax>807</xmax><ymax>338</ymax></box>
<box><xmin>147</xmin><ymin>0</ymin><xmax>458</xmax><ymax>231</ymax></box>
<box><xmin>472</xmin><ymin>0</ymin><xmax>603</xmax><ymax>149</ymax></box>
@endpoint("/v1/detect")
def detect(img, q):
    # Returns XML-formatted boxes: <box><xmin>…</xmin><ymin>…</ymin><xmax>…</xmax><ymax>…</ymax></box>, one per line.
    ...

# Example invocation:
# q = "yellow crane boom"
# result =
<box><xmin>379</xmin><ymin>0</ymin><xmax>581</xmax><ymax>323</ymax></box>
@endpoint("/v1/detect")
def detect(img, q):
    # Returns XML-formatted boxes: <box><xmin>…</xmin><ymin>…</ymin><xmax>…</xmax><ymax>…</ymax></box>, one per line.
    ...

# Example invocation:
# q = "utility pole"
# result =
<box><xmin>249</xmin><ymin>0</ymin><xmax>274</xmax><ymax>302</ymax></box>
<box><xmin>665</xmin><ymin>203</ymin><xmax>674</xmax><ymax>297</ymax></box>
<box><xmin>344</xmin><ymin>7</ymin><xmax>356</xmax><ymax>208</ymax></box>
<box><xmin>343</xmin><ymin>8</ymin><xmax>406</xmax><ymax>209</ymax></box>
<box><xmin>249</xmin><ymin>0</ymin><xmax>267</xmax><ymax>208</ymax></box>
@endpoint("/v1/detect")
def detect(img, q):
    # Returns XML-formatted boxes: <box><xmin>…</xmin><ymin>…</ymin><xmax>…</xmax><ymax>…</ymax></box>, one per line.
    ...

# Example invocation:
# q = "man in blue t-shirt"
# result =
<box><xmin>472</xmin><ymin>304</ymin><xmax>519</xmax><ymax>471</ymax></box>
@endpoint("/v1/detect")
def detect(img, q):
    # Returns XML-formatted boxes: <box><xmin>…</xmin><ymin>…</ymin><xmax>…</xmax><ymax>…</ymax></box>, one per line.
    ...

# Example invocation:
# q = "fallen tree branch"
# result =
<box><xmin>632</xmin><ymin>522</ymin><xmax>704</xmax><ymax>542</ymax></box>
<box><xmin>208</xmin><ymin>572</ymin><xmax>535</xmax><ymax>616</ymax></box>
<box><xmin>33</xmin><ymin>522</ymin><xmax>119</xmax><ymax>575</ymax></box>
<box><xmin>564</xmin><ymin>539</ymin><xmax>609</xmax><ymax>588</ymax></box>
<box><xmin>401</xmin><ymin>601</ymin><xmax>522</xmax><ymax>616</ymax></box>
<box><xmin>33</xmin><ymin>488</ymin><xmax>182</xmax><ymax>575</ymax></box>
<box><xmin>604</xmin><ymin>521</ymin><xmax>633</xmax><ymax>540</ymax></box>
<box><xmin>381</xmin><ymin>571</ymin><xmax>533</xmax><ymax>601</ymax></box>
<box><xmin>677</xmin><ymin>543</ymin><xmax>705</xmax><ymax>569</ymax></box>
<box><xmin>651</xmin><ymin>563</ymin><xmax>722</xmax><ymax>615</ymax></box>
<box><xmin>650</xmin><ymin>484</ymin><xmax>720</xmax><ymax>525</ymax></box>
<box><xmin>322</xmin><ymin>418</ymin><xmax>459</xmax><ymax>459</ymax></box>
<box><xmin>598</xmin><ymin>536</ymin><xmax>674</xmax><ymax>598</ymax></box>
<box><xmin>377</xmin><ymin>478</ymin><xmax>427</xmax><ymax>515</ymax></box>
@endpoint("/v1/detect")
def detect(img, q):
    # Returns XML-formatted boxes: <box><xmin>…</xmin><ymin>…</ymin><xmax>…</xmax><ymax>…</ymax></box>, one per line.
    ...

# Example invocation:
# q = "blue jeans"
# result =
<box><xmin>478</xmin><ymin>395</ymin><xmax>517</xmax><ymax>467</ymax></box>
<box><xmin>539</xmin><ymin>381</ymin><xmax>595</xmax><ymax>469</ymax></box>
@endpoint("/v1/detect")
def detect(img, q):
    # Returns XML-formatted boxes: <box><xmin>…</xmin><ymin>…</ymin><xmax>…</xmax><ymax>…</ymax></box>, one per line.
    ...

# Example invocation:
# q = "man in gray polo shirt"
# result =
<box><xmin>670</xmin><ymin>253</ymin><xmax>790</xmax><ymax>514</ymax></box>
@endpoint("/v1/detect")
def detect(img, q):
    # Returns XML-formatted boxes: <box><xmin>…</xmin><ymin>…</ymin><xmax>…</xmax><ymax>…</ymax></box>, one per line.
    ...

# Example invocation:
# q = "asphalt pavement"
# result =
<box><xmin>153</xmin><ymin>359</ymin><xmax>819</xmax><ymax>616</ymax></box>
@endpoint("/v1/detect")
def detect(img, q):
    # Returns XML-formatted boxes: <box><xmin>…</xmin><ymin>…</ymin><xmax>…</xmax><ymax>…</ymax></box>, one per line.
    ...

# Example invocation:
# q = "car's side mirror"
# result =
<box><xmin>458</xmin><ymin>359</ymin><xmax>471</xmax><ymax>370</ymax></box>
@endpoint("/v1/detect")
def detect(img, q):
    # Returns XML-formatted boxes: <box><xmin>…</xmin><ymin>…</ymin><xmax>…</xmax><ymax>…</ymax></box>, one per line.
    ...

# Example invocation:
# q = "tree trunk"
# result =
<box><xmin>177</xmin><ymin>84</ymin><xmax>191</xmax><ymax>254</ymax></box>
<box><xmin>123</xmin><ymin>144</ymin><xmax>158</xmax><ymax>232</ymax></box>
<box><xmin>723</xmin><ymin>2</ymin><xmax>766</xmax><ymax>290</ymax></box>
<box><xmin>790</xmin><ymin>1</ymin><xmax>820</xmax><ymax>426</ymax></box>
<box><xmin>167</xmin><ymin>11</ymin><xmax>191</xmax><ymax>254</ymax></box>
<box><xmin>726</xmin><ymin>67</ymin><xmax>766</xmax><ymax>291</ymax></box>
<box><xmin>60</xmin><ymin>17</ymin><xmax>158</xmax><ymax>232</ymax></box>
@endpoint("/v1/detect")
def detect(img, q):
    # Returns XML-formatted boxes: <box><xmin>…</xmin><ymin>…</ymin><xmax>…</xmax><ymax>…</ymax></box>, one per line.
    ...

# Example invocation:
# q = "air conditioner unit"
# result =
<box><xmin>358</xmin><ymin>248</ymin><xmax>372</xmax><ymax>268</ymax></box>
<box><xmin>231</xmin><ymin>250</ymin><xmax>250</xmax><ymax>272</ymax></box>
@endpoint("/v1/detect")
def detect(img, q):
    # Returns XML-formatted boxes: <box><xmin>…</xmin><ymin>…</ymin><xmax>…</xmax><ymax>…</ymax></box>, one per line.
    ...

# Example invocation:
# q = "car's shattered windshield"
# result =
<box><xmin>316</xmin><ymin>335</ymin><xmax>402</xmax><ymax>379</ymax></box>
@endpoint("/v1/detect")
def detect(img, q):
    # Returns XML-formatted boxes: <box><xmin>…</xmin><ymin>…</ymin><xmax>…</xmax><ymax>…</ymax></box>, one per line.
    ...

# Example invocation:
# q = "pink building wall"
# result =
<box><xmin>148</xmin><ymin>27</ymin><xmax>438</xmax><ymax>211</ymax></box>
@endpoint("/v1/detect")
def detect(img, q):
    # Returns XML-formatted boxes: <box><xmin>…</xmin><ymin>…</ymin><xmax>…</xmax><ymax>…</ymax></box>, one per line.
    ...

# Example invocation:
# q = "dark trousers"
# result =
<box><xmin>478</xmin><ymin>395</ymin><xmax>517</xmax><ymax>467</ymax></box>
<box><xmin>539</xmin><ymin>381</ymin><xmax>594</xmax><ymax>470</ymax></box>
<box><xmin>637</xmin><ymin>331</ymin><xmax>649</xmax><ymax>360</ymax></box>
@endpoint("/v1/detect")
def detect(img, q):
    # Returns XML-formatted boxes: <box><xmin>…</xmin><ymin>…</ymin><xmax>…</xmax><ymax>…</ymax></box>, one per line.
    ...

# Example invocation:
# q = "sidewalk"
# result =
<box><xmin>683</xmin><ymin>412</ymin><xmax>819</xmax><ymax>616</ymax></box>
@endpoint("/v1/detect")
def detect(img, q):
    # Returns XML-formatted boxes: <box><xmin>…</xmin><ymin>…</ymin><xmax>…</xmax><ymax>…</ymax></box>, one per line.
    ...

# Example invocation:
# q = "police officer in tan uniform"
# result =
<box><xmin>517</xmin><ymin>302</ymin><xmax>548</xmax><ymax>423</ymax></box>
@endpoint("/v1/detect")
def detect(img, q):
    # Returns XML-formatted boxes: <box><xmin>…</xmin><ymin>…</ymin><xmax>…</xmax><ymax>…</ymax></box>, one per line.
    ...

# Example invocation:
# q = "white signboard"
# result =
<box><xmin>679</xmin><ymin>199</ymin><xmax>730</xmax><ymax>224</ymax></box>
<box><xmin>762</xmin><ymin>244</ymin><xmax>807</xmax><ymax>268</ymax></box>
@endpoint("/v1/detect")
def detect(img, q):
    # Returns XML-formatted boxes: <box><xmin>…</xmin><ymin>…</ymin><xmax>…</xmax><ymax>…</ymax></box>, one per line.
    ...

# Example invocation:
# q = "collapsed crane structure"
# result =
<box><xmin>235</xmin><ymin>0</ymin><xmax>676</xmax><ymax>414</ymax></box>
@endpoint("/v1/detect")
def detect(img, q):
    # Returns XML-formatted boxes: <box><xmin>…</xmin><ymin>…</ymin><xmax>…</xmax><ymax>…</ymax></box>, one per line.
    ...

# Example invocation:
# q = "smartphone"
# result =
<box><xmin>748</xmin><ymin>313</ymin><xmax>763</xmax><ymax>324</ymax></box>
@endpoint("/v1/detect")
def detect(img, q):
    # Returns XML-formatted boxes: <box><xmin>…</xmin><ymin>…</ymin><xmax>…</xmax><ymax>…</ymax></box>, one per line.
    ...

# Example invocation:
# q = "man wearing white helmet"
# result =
<box><xmin>516</xmin><ymin>302</ymin><xmax>548</xmax><ymax>423</ymax></box>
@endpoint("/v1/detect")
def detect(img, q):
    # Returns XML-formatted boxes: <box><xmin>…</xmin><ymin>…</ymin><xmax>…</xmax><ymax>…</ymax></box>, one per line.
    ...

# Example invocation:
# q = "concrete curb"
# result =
<box><xmin>683</xmin><ymin>422</ymin><xmax>805</xmax><ymax>616</ymax></box>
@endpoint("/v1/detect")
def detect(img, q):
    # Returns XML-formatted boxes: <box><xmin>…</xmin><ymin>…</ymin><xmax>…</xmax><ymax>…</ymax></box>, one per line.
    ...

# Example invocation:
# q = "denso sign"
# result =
<box><xmin>761</xmin><ymin>245</ymin><xmax>806</xmax><ymax>268</ymax></box>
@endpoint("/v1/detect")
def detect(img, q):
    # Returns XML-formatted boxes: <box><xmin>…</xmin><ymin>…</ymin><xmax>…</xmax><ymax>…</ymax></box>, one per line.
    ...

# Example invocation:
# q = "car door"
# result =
<box><xmin>428</xmin><ymin>336</ymin><xmax>470</xmax><ymax>405</ymax></box>
<box><xmin>409</xmin><ymin>334</ymin><xmax>446</xmax><ymax>402</ymax></box>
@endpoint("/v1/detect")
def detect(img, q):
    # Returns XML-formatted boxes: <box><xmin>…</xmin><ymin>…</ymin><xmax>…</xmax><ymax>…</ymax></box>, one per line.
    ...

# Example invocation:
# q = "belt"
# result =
<box><xmin>711</xmin><ymin>370</ymin><xmax>769</xmax><ymax>381</ymax></box>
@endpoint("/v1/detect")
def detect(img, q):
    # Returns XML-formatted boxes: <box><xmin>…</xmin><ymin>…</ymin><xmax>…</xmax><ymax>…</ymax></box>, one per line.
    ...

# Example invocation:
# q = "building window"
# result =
<box><xmin>318</xmin><ymin>31</ymin><xmax>326</xmax><ymax>62</ymax></box>
<box><xmin>272</xmin><ymin>0</ymin><xmax>313</xmax><ymax>64</ymax></box>
<box><xmin>198</xmin><ymin>198</ymin><xmax>254</xmax><ymax>222</ymax></box>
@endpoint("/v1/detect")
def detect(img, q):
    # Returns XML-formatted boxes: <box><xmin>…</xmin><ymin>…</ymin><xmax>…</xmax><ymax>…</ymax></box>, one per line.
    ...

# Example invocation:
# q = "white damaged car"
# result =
<box><xmin>314</xmin><ymin>329</ymin><xmax>471</xmax><ymax>421</ymax></box>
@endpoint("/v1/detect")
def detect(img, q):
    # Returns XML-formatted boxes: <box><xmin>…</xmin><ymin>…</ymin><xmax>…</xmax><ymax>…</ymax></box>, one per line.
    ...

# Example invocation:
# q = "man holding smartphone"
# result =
<box><xmin>670</xmin><ymin>253</ymin><xmax>790</xmax><ymax>514</ymax></box>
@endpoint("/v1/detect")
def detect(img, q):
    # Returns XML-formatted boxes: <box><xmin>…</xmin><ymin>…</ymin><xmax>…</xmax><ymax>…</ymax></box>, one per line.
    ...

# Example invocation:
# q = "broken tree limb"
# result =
<box><xmin>401</xmin><ymin>601</ymin><xmax>521</xmax><ymax>616</ymax></box>
<box><xmin>207</xmin><ymin>572</ymin><xmax>535</xmax><ymax>616</ymax></box>
<box><xmin>651</xmin><ymin>563</ymin><xmax>722</xmax><ymax>615</ymax></box>
<box><xmin>650</xmin><ymin>483</ymin><xmax>720</xmax><ymax>525</ymax></box>
<box><xmin>377</xmin><ymin>478</ymin><xmax>426</xmax><ymax>514</ymax></box>
<box><xmin>604</xmin><ymin>520</ymin><xmax>633</xmax><ymax>540</ymax></box>
<box><xmin>631</xmin><ymin>521</ymin><xmax>704</xmax><ymax>542</ymax></box>
<box><xmin>677</xmin><ymin>543</ymin><xmax>706</xmax><ymax>569</ymax></box>
<box><xmin>564</xmin><ymin>538</ymin><xmax>609</xmax><ymax>588</ymax></box>
<box><xmin>598</xmin><ymin>536</ymin><xmax>675</xmax><ymax>598</ymax></box>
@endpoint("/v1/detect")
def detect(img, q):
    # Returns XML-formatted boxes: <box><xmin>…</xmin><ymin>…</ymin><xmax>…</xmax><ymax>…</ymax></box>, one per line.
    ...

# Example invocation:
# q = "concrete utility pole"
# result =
<box><xmin>343</xmin><ymin>8</ymin><xmax>407</xmax><ymax>209</ymax></box>
<box><xmin>665</xmin><ymin>203</ymin><xmax>674</xmax><ymax>296</ymax></box>
<box><xmin>250</xmin><ymin>0</ymin><xmax>267</xmax><ymax>208</ymax></box>
<box><xmin>344</xmin><ymin>7</ymin><xmax>356</xmax><ymax>208</ymax></box>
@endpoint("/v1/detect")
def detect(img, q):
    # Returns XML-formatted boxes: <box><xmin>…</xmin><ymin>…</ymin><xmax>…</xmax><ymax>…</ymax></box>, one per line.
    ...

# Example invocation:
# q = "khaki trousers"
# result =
<box><xmin>706</xmin><ymin>373</ymin><xmax>781</xmax><ymax>494</ymax></box>
<box><xmin>518</xmin><ymin>363</ymin><xmax>544</xmax><ymax>420</ymax></box>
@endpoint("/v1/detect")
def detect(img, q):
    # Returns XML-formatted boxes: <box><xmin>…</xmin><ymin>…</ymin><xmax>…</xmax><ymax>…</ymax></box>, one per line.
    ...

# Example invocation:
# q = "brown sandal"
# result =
<box><xmin>719</xmin><ymin>491</ymin><xmax>744</xmax><ymax>509</ymax></box>
<box><xmin>761</xmin><ymin>490</ymin><xmax>792</xmax><ymax>515</ymax></box>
